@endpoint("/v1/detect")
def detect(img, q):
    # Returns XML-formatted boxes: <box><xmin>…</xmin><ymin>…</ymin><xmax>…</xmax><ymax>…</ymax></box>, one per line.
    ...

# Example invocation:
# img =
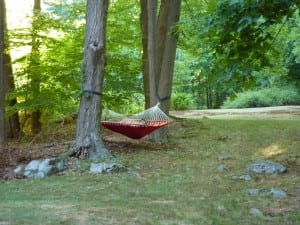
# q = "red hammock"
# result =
<box><xmin>101</xmin><ymin>119</ymin><xmax>171</xmax><ymax>139</ymax></box>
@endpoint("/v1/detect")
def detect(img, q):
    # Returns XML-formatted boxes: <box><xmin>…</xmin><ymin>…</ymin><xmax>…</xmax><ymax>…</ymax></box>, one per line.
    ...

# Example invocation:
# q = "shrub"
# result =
<box><xmin>171</xmin><ymin>92</ymin><xmax>196</xmax><ymax>110</ymax></box>
<box><xmin>222</xmin><ymin>86</ymin><xmax>300</xmax><ymax>108</ymax></box>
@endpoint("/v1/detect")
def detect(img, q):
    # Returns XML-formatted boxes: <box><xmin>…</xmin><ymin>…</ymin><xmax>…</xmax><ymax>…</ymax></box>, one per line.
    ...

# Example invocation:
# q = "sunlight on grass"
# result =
<box><xmin>262</xmin><ymin>144</ymin><xmax>285</xmax><ymax>159</ymax></box>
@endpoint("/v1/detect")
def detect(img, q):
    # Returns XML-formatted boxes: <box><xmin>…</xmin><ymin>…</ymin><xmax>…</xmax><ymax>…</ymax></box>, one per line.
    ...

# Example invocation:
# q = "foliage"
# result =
<box><xmin>7</xmin><ymin>0</ymin><xmax>143</xmax><ymax>133</ymax></box>
<box><xmin>104</xmin><ymin>0</ymin><xmax>143</xmax><ymax>112</ymax></box>
<box><xmin>171</xmin><ymin>92</ymin><xmax>196</xmax><ymax>110</ymax></box>
<box><xmin>1</xmin><ymin>119</ymin><xmax>300</xmax><ymax>224</ymax></box>
<box><xmin>7</xmin><ymin>0</ymin><xmax>84</xmax><ymax>127</ymax></box>
<box><xmin>175</xmin><ymin>0</ymin><xmax>300</xmax><ymax>108</ymax></box>
<box><xmin>222</xmin><ymin>86</ymin><xmax>300</xmax><ymax>108</ymax></box>
<box><xmin>203</xmin><ymin>0</ymin><xmax>300</xmax><ymax>62</ymax></box>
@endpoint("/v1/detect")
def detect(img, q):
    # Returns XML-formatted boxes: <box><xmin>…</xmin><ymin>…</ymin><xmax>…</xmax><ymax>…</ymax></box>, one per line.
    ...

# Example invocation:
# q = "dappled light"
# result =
<box><xmin>261</xmin><ymin>144</ymin><xmax>285</xmax><ymax>159</ymax></box>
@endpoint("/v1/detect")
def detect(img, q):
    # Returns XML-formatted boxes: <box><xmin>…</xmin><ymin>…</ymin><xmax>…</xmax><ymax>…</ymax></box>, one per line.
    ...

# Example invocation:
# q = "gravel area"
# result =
<box><xmin>171</xmin><ymin>106</ymin><xmax>300</xmax><ymax>120</ymax></box>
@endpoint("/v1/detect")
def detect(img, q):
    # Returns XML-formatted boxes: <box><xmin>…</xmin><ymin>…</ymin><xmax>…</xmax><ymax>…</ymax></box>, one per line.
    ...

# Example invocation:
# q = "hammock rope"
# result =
<box><xmin>101</xmin><ymin>103</ymin><xmax>172</xmax><ymax>139</ymax></box>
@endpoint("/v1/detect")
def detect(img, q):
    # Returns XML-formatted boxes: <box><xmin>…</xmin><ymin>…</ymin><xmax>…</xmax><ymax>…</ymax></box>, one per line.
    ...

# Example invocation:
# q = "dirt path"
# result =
<box><xmin>171</xmin><ymin>105</ymin><xmax>300</xmax><ymax>120</ymax></box>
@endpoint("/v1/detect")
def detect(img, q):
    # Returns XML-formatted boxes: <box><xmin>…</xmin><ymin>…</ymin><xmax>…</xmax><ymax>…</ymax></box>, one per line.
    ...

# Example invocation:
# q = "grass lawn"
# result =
<box><xmin>0</xmin><ymin>119</ymin><xmax>299</xmax><ymax>225</ymax></box>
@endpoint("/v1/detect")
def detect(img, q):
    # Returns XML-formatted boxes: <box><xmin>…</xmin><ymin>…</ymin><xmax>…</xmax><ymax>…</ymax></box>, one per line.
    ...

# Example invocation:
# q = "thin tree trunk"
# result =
<box><xmin>147</xmin><ymin>0</ymin><xmax>158</xmax><ymax>107</ymax></box>
<box><xmin>140</xmin><ymin>0</ymin><xmax>150</xmax><ymax>109</ymax></box>
<box><xmin>68</xmin><ymin>0</ymin><xmax>111</xmax><ymax>159</ymax></box>
<box><xmin>0</xmin><ymin>0</ymin><xmax>6</xmax><ymax>148</ymax></box>
<box><xmin>29</xmin><ymin>0</ymin><xmax>42</xmax><ymax>134</ymax></box>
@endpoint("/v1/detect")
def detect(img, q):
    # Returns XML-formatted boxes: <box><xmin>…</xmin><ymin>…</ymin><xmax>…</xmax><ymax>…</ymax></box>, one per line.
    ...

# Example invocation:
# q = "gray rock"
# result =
<box><xmin>38</xmin><ymin>158</ymin><xmax>53</xmax><ymax>175</ymax></box>
<box><xmin>24</xmin><ymin>160</ymin><xmax>40</xmax><ymax>177</ymax></box>
<box><xmin>247</xmin><ymin>160</ymin><xmax>286</xmax><ymax>174</ymax></box>
<box><xmin>23</xmin><ymin>158</ymin><xmax>66</xmax><ymax>178</ymax></box>
<box><xmin>245</xmin><ymin>189</ymin><xmax>260</xmax><ymax>195</ymax></box>
<box><xmin>240</xmin><ymin>174</ymin><xmax>252</xmax><ymax>181</ymax></box>
<box><xmin>25</xmin><ymin>160</ymin><xmax>40</xmax><ymax>171</ymax></box>
<box><xmin>232</xmin><ymin>174</ymin><xmax>252</xmax><ymax>181</ymax></box>
<box><xmin>14</xmin><ymin>165</ymin><xmax>25</xmax><ymax>175</ymax></box>
<box><xmin>217</xmin><ymin>164</ymin><xmax>229</xmax><ymax>172</ymax></box>
<box><xmin>249</xmin><ymin>208</ymin><xmax>264</xmax><ymax>217</ymax></box>
<box><xmin>267</xmin><ymin>188</ymin><xmax>287</xmax><ymax>199</ymax></box>
<box><xmin>90</xmin><ymin>162</ymin><xmax>126</xmax><ymax>174</ymax></box>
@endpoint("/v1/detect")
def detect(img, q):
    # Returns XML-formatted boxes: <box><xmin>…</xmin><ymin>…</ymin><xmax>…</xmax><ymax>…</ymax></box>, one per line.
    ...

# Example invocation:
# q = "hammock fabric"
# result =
<box><xmin>101</xmin><ymin>104</ymin><xmax>172</xmax><ymax>139</ymax></box>
<box><xmin>102</xmin><ymin>120</ymin><xmax>171</xmax><ymax>139</ymax></box>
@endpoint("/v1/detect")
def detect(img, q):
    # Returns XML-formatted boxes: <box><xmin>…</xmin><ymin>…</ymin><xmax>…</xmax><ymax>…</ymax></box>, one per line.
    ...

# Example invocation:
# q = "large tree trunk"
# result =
<box><xmin>140</xmin><ymin>0</ymin><xmax>181</xmax><ymax>141</ymax></box>
<box><xmin>0</xmin><ymin>0</ymin><xmax>6</xmax><ymax>148</ymax></box>
<box><xmin>29</xmin><ymin>0</ymin><xmax>42</xmax><ymax>134</ymax></box>
<box><xmin>157</xmin><ymin>0</ymin><xmax>181</xmax><ymax>113</ymax></box>
<box><xmin>3</xmin><ymin>0</ymin><xmax>20</xmax><ymax>138</ymax></box>
<box><xmin>4</xmin><ymin>53</ymin><xmax>20</xmax><ymax>138</ymax></box>
<box><xmin>67</xmin><ymin>0</ymin><xmax>111</xmax><ymax>160</ymax></box>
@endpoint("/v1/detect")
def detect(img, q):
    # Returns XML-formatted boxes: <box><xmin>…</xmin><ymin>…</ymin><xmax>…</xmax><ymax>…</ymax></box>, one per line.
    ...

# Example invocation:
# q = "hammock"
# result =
<box><xmin>101</xmin><ymin>104</ymin><xmax>172</xmax><ymax>139</ymax></box>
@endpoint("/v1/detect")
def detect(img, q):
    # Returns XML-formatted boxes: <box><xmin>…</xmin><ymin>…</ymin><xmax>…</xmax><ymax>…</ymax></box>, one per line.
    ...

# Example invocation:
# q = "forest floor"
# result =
<box><xmin>1</xmin><ymin>105</ymin><xmax>300</xmax><ymax>180</ymax></box>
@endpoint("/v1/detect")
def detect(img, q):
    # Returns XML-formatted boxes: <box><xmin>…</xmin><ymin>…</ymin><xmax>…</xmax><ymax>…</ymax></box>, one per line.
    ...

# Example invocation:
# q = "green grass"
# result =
<box><xmin>1</xmin><ymin>119</ymin><xmax>299</xmax><ymax>225</ymax></box>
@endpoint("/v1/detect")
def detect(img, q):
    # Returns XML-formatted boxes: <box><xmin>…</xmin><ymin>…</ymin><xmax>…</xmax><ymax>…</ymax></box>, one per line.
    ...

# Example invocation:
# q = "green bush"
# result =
<box><xmin>222</xmin><ymin>86</ymin><xmax>300</xmax><ymax>108</ymax></box>
<box><xmin>171</xmin><ymin>92</ymin><xmax>196</xmax><ymax>110</ymax></box>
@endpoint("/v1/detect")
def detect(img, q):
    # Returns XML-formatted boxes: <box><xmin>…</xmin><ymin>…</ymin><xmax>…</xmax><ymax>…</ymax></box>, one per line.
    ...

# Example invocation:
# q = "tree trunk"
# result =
<box><xmin>140</xmin><ymin>0</ymin><xmax>150</xmax><ymax>108</ymax></box>
<box><xmin>29</xmin><ymin>0</ymin><xmax>42</xmax><ymax>134</ymax></box>
<box><xmin>3</xmin><ymin>0</ymin><xmax>20</xmax><ymax>138</ymax></box>
<box><xmin>67</xmin><ymin>0</ymin><xmax>111</xmax><ymax>160</ymax></box>
<box><xmin>147</xmin><ymin>0</ymin><xmax>158</xmax><ymax>107</ymax></box>
<box><xmin>0</xmin><ymin>0</ymin><xmax>6</xmax><ymax>148</ymax></box>
<box><xmin>157</xmin><ymin>0</ymin><xmax>181</xmax><ymax>113</ymax></box>
<box><xmin>4</xmin><ymin>48</ymin><xmax>20</xmax><ymax>139</ymax></box>
<box><xmin>140</xmin><ymin>0</ymin><xmax>181</xmax><ymax>141</ymax></box>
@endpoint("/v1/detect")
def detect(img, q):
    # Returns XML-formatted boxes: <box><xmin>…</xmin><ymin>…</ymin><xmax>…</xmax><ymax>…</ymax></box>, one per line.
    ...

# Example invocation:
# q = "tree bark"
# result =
<box><xmin>140</xmin><ymin>0</ymin><xmax>150</xmax><ymax>108</ymax></box>
<box><xmin>3</xmin><ymin>1</ymin><xmax>20</xmax><ymax>138</ymax></box>
<box><xmin>29</xmin><ymin>0</ymin><xmax>42</xmax><ymax>134</ymax></box>
<box><xmin>0</xmin><ymin>0</ymin><xmax>6</xmax><ymax>148</ymax></box>
<box><xmin>141</xmin><ymin>0</ymin><xmax>181</xmax><ymax>110</ymax></box>
<box><xmin>140</xmin><ymin>0</ymin><xmax>181</xmax><ymax>141</ymax></box>
<box><xmin>147</xmin><ymin>0</ymin><xmax>158</xmax><ymax>107</ymax></box>
<box><xmin>4</xmin><ymin>54</ymin><xmax>20</xmax><ymax>138</ymax></box>
<box><xmin>157</xmin><ymin>0</ymin><xmax>181</xmax><ymax>113</ymax></box>
<box><xmin>68</xmin><ymin>0</ymin><xmax>111</xmax><ymax>159</ymax></box>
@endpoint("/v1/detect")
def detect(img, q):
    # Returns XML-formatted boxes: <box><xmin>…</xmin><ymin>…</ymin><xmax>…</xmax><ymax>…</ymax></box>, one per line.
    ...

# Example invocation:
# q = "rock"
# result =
<box><xmin>245</xmin><ymin>189</ymin><xmax>260</xmax><ymax>195</ymax></box>
<box><xmin>89</xmin><ymin>162</ymin><xmax>126</xmax><ymax>174</ymax></box>
<box><xmin>14</xmin><ymin>165</ymin><xmax>25</xmax><ymax>175</ymax></box>
<box><xmin>217</xmin><ymin>164</ymin><xmax>229</xmax><ymax>172</ymax></box>
<box><xmin>232</xmin><ymin>174</ymin><xmax>252</xmax><ymax>181</ymax></box>
<box><xmin>247</xmin><ymin>160</ymin><xmax>286</xmax><ymax>174</ymax></box>
<box><xmin>239</xmin><ymin>174</ymin><xmax>252</xmax><ymax>181</ymax></box>
<box><xmin>23</xmin><ymin>158</ymin><xmax>66</xmax><ymax>178</ymax></box>
<box><xmin>267</xmin><ymin>188</ymin><xmax>287</xmax><ymax>199</ymax></box>
<box><xmin>249</xmin><ymin>208</ymin><xmax>264</xmax><ymax>217</ymax></box>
